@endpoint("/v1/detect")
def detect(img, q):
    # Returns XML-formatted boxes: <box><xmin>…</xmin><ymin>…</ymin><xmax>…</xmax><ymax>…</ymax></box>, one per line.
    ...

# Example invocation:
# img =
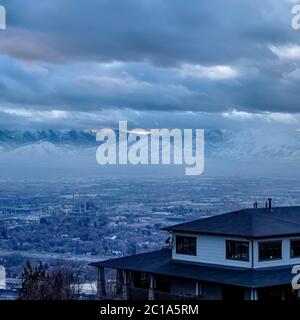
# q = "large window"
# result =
<box><xmin>291</xmin><ymin>239</ymin><xmax>300</xmax><ymax>258</ymax></box>
<box><xmin>176</xmin><ymin>236</ymin><xmax>196</xmax><ymax>256</ymax></box>
<box><xmin>258</xmin><ymin>241</ymin><xmax>282</xmax><ymax>261</ymax></box>
<box><xmin>226</xmin><ymin>240</ymin><xmax>249</xmax><ymax>261</ymax></box>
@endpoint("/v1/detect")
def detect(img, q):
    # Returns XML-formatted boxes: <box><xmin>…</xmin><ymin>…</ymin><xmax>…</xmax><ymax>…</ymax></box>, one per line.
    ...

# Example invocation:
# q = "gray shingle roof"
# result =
<box><xmin>90</xmin><ymin>249</ymin><xmax>294</xmax><ymax>288</ymax></box>
<box><xmin>162</xmin><ymin>206</ymin><xmax>300</xmax><ymax>238</ymax></box>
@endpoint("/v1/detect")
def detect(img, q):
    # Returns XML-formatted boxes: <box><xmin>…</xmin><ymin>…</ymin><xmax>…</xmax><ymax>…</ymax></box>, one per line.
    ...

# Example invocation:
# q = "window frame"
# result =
<box><xmin>258</xmin><ymin>240</ymin><xmax>282</xmax><ymax>262</ymax></box>
<box><xmin>225</xmin><ymin>240</ymin><xmax>250</xmax><ymax>262</ymax></box>
<box><xmin>290</xmin><ymin>239</ymin><xmax>300</xmax><ymax>259</ymax></box>
<box><xmin>175</xmin><ymin>235</ymin><xmax>197</xmax><ymax>256</ymax></box>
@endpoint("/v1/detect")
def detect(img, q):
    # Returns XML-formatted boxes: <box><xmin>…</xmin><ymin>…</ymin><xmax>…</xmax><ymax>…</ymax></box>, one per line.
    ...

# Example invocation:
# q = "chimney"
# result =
<box><xmin>268</xmin><ymin>198</ymin><xmax>272</xmax><ymax>211</ymax></box>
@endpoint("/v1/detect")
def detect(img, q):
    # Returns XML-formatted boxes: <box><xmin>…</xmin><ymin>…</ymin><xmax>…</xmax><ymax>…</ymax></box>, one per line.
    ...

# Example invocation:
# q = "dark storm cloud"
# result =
<box><xmin>0</xmin><ymin>0</ymin><xmax>295</xmax><ymax>64</ymax></box>
<box><xmin>0</xmin><ymin>0</ymin><xmax>300</xmax><ymax>128</ymax></box>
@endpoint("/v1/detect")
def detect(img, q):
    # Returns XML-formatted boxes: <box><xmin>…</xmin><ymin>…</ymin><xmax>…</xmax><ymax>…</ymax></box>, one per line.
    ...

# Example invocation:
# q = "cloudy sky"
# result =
<box><xmin>0</xmin><ymin>0</ymin><xmax>300</xmax><ymax>130</ymax></box>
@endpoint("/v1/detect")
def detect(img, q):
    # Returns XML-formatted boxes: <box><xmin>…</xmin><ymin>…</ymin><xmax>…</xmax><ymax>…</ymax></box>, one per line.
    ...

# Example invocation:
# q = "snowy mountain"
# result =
<box><xmin>0</xmin><ymin>129</ymin><xmax>299</xmax><ymax>177</ymax></box>
<box><xmin>205</xmin><ymin>129</ymin><xmax>300</xmax><ymax>160</ymax></box>
<box><xmin>1</xmin><ymin>129</ymin><xmax>300</xmax><ymax>160</ymax></box>
<box><xmin>0</xmin><ymin>130</ymin><xmax>97</xmax><ymax>148</ymax></box>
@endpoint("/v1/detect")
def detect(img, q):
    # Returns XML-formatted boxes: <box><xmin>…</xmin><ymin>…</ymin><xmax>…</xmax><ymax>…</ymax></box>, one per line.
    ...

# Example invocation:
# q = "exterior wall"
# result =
<box><xmin>172</xmin><ymin>233</ymin><xmax>252</xmax><ymax>268</ymax></box>
<box><xmin>172</xmin><ymin>233</ymin><xmax>300</xmax><ymax>269</ymax></box>
<box><xmin>253</xmin><ymin>236</ymin><xmax>300</xmax><ymax>268</ymax></box>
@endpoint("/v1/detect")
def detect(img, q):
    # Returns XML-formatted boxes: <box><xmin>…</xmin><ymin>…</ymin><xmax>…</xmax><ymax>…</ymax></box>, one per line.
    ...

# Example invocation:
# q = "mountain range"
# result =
<box><xmin>0</xmin><ymin>129</ymin><xmax>300</xmax><ymax>160</ymax></box>
<box><xmin>0</xmin><ymin>129</ymin><xmax>299</xmax><ymax>177</ymax></box>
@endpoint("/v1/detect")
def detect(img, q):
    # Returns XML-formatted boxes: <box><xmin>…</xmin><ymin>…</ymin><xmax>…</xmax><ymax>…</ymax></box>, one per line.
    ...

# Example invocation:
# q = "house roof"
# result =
<box><xmin>90</xmin><ymin>249</ymin><xmax>294</xmax><ymax>288</ymax></box>
<box><xmin>162</xmin><ymin>206</ymin><xmax>300</xmax><ymax>238</ymax></box>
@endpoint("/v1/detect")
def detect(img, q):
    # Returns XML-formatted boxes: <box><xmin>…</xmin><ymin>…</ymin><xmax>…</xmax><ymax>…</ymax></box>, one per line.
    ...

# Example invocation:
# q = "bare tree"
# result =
<box><xmin>19</xmin><ymin>261</ymin><xmax>80</xmax><ymax>300</ymax></box>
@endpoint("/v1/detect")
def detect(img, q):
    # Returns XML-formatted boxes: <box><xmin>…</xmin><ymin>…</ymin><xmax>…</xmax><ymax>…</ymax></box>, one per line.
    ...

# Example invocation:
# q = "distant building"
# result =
<box><xmin>0</xmin><ymin>272</ymin><xmax>20</xmax><ymax>300</ymax></box>
<box><xmin>91</xmin><ymin>205</ymin><xmax>300</xmax><ymax>300</ymax></box>
<box><xmin>0</xmin><ymin>265</ymin><xmax>5</xmax><ymax>290</ymax></box>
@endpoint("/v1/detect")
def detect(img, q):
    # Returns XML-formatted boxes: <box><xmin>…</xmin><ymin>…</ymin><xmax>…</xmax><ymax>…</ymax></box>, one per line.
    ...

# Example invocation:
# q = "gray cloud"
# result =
<box><xmin>0</xmin><ymin>0</ymin><xmax>299</xmax><ymax>128</ymax></box>
<box><xmin>0</xmin><ymin>0</ymin><xmax>296</xmax><ymax>64</ymax></box>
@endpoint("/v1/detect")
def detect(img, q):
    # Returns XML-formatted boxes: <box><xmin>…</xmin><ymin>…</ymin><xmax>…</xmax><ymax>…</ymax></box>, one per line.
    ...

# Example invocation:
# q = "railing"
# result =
<box><xmin>97</xmin><ymin>283</ymin><xmax>201</xmax><ymax>300</ymax></box>
<box><xmin>97</xmin><ymin>282</ymin><xmax>123</xmax><ymax>300</ymax></box>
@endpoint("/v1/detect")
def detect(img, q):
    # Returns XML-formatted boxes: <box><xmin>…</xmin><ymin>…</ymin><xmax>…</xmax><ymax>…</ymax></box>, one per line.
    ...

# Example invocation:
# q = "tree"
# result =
<box><xmin>19</xmin><ymin>261</ymin><xmax>80</xmax><ymax>300</ymax></box>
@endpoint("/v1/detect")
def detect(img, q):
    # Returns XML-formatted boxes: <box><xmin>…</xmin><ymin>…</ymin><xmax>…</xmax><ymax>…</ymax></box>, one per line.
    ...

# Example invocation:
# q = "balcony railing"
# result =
<box><xmin>97</xmin><ymin>283</ymin><xmax>201</xmax><ymax>300</ymax></box>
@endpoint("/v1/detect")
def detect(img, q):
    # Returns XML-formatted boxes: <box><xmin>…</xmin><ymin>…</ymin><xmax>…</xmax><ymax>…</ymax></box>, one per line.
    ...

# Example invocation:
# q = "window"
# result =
<box><xmin>258</xmin><ymin>241</ymin><xmax>282</xmax><ymax>261</ymax></box>
<box><xmin>226</xmin><ymin>240</ymin><xmax>249</xmax><ymax>261</ymax></box>
<box><xmin>176</xmin><ymin>236</ymin><xmax>196</xmax><ymax>256</ymax></box>
<box><xmin>291</xmin><ymin>239</ymin><xmax>300</xmax><ymax>258</ymax></box>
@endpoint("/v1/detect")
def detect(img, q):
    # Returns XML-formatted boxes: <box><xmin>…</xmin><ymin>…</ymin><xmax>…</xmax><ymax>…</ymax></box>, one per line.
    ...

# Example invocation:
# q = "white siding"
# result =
<box><xmin>172</xmin><ymin>233</ymin><xmax>300</xmax><ymax>269</ymax></box>
<box><xmin>172</xmin><ymin>233</ymin><xmax>252</xmax><ymax>268</ymax></box>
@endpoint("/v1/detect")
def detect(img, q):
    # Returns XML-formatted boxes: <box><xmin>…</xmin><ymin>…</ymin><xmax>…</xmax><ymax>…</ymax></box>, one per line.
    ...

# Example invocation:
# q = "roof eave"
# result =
<box><xmin>162</xmin><ymin>228</ymin><xmax>300</xmax><ymax>239</ymax></box>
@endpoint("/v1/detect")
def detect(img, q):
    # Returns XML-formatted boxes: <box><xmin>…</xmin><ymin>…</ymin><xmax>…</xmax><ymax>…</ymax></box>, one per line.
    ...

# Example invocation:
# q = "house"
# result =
<box><xmin>91</xmin><ymin>203</ymin><xmax>300</xmax><ymax>300</ymax></box>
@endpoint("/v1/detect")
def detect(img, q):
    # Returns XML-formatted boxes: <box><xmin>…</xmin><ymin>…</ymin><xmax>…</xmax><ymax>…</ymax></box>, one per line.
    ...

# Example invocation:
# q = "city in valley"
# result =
<box><xmin>1</xmin><ymin>176</ymin><xmax>300</xmax><ymax>297</ymax></box>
